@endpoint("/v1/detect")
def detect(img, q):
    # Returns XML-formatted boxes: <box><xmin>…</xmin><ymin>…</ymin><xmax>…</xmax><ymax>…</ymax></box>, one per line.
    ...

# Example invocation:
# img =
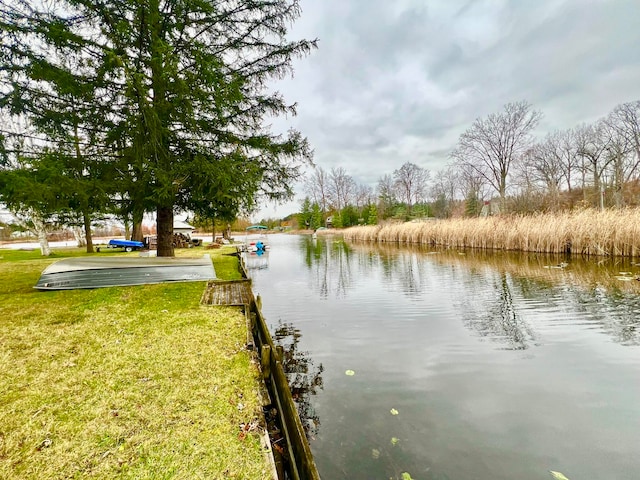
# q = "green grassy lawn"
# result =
<box><xmin>0</xmin><ymin>246</ymin><xmax>269</xmax><ymax>479</ymax></box>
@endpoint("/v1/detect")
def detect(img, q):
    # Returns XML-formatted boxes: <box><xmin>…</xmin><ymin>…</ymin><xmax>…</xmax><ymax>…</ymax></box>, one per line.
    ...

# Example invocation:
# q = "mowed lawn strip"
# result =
<box><xmin>0</xmin><ymin>247</ymin><xmax>269</xmax><ymax>479</ymax></box>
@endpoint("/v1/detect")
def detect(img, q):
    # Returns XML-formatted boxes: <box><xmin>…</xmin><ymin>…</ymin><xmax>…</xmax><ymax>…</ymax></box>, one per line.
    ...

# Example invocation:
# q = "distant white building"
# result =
<box><xmin>0</xmin><ymin>205</ymin><xmax>15</xmax><ymax>225</ymax></box>
<box><xmin>173</xmin><ymin>220</ymin><xmax>195</xmax><ymax>236</ymax></box>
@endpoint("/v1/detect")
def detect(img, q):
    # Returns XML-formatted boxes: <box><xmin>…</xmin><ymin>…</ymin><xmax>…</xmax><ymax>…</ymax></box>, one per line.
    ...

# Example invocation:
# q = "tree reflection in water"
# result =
<box><xmin>462</xmin><ymin>271</ymin><xmax>538</xmax><ymax>350</ymax></box>
<box><xmin>301</xmin><ymin>236</ymin><xmax>355</xmax><ymax>298</ymax></box>
<box><xmin>273</xmin><ymin>321</ymin><xmax>324</xmax><ymax>439</ymax></box>
<box><xmin>353</xmin><ymin>242</ymin><xmax>640</xmax><ymax>348</ymax></box>
<box><xmin>300</xmin><ymin>237</ymin><xmax>640</xmax><ymax>348</ymax></box>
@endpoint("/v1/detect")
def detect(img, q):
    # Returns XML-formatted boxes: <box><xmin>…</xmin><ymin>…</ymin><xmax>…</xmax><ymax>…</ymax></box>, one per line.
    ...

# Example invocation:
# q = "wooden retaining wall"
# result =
<box><xmin>201</xmin><ymin>258</ymin><xmax>320</xmax><ymax>479</ymax></box>
<box><xmin>247</xmin><ymin>295</ymin><xmax>321</xmax><ymax>480</ymax></box>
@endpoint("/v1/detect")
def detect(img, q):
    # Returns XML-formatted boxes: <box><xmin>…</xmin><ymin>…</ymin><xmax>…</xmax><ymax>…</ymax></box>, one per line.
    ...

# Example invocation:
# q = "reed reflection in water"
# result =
<box><xmin>248</xmin><ymin>234</ymin><xmax>640</xmax><ymax>480</ymax></box>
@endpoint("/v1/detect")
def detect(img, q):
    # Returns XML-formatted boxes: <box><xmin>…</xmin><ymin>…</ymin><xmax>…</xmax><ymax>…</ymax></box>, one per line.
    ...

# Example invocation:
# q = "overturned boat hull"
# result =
<box><xmin>35</xmin><ymin>256</ymin><xmax>216</xmax><ymax>290</ymax></box>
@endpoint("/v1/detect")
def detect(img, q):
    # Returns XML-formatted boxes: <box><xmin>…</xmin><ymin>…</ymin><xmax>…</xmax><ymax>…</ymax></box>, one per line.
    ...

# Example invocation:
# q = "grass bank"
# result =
<box><xmin>0</xmin><ymin>247</ymin><xmax>270</xmax><ymax>479</ymax></box>
<box><xmin>344</xmin><ymin>208</ymin><xmax>640</xmax><ymax>258</ymax></box>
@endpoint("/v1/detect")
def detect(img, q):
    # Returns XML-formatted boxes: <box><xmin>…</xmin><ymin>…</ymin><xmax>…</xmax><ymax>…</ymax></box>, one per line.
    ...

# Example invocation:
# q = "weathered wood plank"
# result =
<box><xmin>200</xmin><ymin>279</ymin><xmax>253</xmax><ymax>306</ymax></box>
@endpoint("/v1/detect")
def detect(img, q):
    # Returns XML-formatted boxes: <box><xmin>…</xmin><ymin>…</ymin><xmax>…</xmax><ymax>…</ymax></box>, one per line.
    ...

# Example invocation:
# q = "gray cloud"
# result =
<box><xmin>257</xmin><ymin>0</ymin><xmax>640</xmax><ymax>219</ymax></box>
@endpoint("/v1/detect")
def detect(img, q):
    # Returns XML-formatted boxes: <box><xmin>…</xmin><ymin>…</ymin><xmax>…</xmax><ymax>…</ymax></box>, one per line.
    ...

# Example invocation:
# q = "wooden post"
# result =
<box><xmin>261</xmin><ymin>345</ymin><xmax>271</xmax><ymax>379</ymax></box>
<box><xmin>246</xmin><ymin>310</ymin><xmax>255</xmax><ymax>350</ymax></box>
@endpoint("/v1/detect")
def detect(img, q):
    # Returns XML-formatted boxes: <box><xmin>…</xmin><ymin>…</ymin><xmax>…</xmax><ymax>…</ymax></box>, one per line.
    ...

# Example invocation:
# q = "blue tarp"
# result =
<box><xmin>108</xmin><ymin>239</ymin><xmax>144</xmax><ymax>248</ymax></box>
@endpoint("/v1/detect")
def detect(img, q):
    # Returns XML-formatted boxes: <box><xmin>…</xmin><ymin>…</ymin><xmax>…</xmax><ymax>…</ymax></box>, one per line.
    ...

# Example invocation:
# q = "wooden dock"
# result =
<box><xmin>200</xmin><ymin>279</ymin><xmax>254</xmax><ymax>306</ymax></box>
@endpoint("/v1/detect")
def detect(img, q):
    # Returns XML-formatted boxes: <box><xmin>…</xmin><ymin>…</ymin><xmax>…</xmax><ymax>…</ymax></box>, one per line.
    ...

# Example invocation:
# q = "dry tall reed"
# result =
<box><xmin>343</xmin><ymin>208</ymin><xmax>640</xmax><ymax>258</ymax></box>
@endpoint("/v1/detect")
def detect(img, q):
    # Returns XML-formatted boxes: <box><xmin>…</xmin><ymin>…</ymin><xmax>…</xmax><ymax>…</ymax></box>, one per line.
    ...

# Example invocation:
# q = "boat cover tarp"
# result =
<box><xmin>35</xmin><ymin>256</ymin><xmax>216</xmax><ymax>290</ymax></box>
<box><xmin>108</xmin><ymin>239</ymin><xmax>144</xmax><ymax>248</ymax></box>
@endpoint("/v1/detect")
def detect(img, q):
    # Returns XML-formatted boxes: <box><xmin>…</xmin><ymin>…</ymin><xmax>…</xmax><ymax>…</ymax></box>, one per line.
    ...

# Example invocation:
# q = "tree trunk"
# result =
<box><xmin>581</xmin><ymin>158</ymin><xmax>587</xmax><ymax>202</ymax></box>
<box><xmin>32</xmin><ymin>215</ymin><xmax>51</xmax><ymax>256</ymax></box>
<box><xmin>157</xmin><ymin>206</ymin><xmax>174</xmax><ymax>257</ymax></box>
<box><xmin>593</xmin><ymin>163</ymin><xmax>603</xmax><ymax>211</ymax></box>
<box><xmin>131</xmin><ymin>208</ymin><xmax>144</xmax><ymax>242</ymax></box>
<box><xmin>211</xmin><ymin>218</ymin><xmax>216</xmax><ymax>243</ymax></box>
<box><xmin>149</xmin><ymin>0</ymin><xmax>173</xmax><ymax>257</ymax></box>
<box><xmin>72</xmin><ymin>226</ymin><xmax>86</xmax><ymax>247</ymax></box>
<box><xmin>499</xmin><ymin>174</ymin><xmax>507</xmax><ymax>214</ymax></box>
<box><xmin>82</xmin><ymin>209</ymin><xmax>94</xmax><ymax>253</ymax></box>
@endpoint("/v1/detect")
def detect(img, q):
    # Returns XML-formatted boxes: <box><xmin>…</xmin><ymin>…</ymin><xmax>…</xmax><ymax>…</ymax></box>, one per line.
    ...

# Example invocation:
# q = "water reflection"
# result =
<box><xmin>423</xmin><ymin>248</ymin><xmax>640</xmax><ymax>348</ymax></box>
<box><xmin>272</xmin><ymin>320</ymin><xmax>324</xmax><ymax>438</ymax></box>
<box><xmin>304</xmin><ymin>237</ymin><xmax>640</xmax><ymax>348</ymax></box>
<box><xmin>378</xmin><ymin>249</ymin><xmax>428</xmax><ymax>297</ymax></box>
<box><xmin>250</xmin><ymin>235</ymin><xmax>640</xmax><ymax>480</ymax></box>
<box><xmin>242</xmin><ymin>250</ymin><xmax>270</xmax><ymax>270</ymax></box>
<box><xmin>300</xmin><ymin>236</ymin><xmax>355</xmax><ymax>298</ymax></box>
<box><xmin>459</xmin><ymin>271</ymin><xmax>538</xmax><ymax>350</ymax></box>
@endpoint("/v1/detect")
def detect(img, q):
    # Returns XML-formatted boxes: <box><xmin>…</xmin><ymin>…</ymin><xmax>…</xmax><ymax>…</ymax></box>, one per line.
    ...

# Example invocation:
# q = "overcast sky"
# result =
<box><xmin>254</xmin><ymin>0</ymin><xmax>640</xmax><ymax>220</ymax></box>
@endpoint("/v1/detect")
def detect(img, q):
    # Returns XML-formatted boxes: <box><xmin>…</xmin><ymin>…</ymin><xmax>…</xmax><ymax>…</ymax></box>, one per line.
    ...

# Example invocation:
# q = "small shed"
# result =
<box><xmin>174</xmin><ymin>220</ymin><xmax>195</xmax><ymax>236</ymax></box>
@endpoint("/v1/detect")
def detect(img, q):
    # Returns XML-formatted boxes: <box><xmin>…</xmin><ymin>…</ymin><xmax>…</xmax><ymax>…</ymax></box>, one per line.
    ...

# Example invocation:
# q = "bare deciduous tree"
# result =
<box><xmin>607</xmin><ymin>101</ymin><xmax>640</xmax><ymax>205</ymax></box>
<box><xmin>430</xmin><ymin>166</ymin><xmax>458</xmax><ymax>217</ymax></box>
<box><xmin>554</xmin><ymin>128</ymin><xmax>581</xmax><ymax>193</ymax></box>
<box><xmin>304</xmin><ymin>166</ymin><xmax>330</xmax><ymax>212</ymax></box>
<box><xmin>458</xmin><ymin>162</ymin><xmax>487</xmax><ymax>200</ymax></box>
<box><xmin>393</xmin><ymin>162</ymin><xmax>430</xmax><ymax>213</ymax></box>
<box><xmin>376</xmin><ymin>173</ymin><xmax>397</xmax><ymax>218</ymax></box>
<box><xmin>601</xmin><ymin>116</ymin><xmax>634</xmax><ymax>207</ymax></box>
<box><xmin>519</xmin><ymin>131</ymin><xmax>574</xmax><ymax>209</ymax></box>
<box><xmin>574</xmin><ymin>121</ymin><xmax>616</xmax><ymax>209</ymax></box>
<box><xmin>377</xmin><ymin>174</ymin><xmax>396</xmax><ymax>202</ymax></box>
<box><xmin>354</xmin><ymin>183</ymin><xmax>374</xmax><ymax>209</ymax></box>
<box><xmin>610</xmin><ymin>101</ymin><xmax>640</xmax><ymax>165</ymax></box>
<box><xmin>328</xmin><ymin>166</ymin><xmax>356</xmax><ymax>211</ymax></box>
<box><xmin>430</xmin><ymin>166</ymin><xmax>458</xmax><ymax>200</ymax></box>
<box><xmin>451</xmin><ymin>101</ymin><xmax>542</xmax><ymax>209</ymax></box>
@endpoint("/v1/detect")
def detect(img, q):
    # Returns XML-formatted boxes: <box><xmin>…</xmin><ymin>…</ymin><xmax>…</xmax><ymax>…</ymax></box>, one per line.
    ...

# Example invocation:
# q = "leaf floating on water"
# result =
<box><xmin>390</xmin><ymin>437</ymin><xmax>399</xmax><ymax>446</ymax></box>
<box><xmin>544</xmin><ymin>263</ymin><xmax>568</xmax><ymax>269</ymax></box>
<box><xmin>549</xmin><ymin>471</ymin><xmax>570</xmax><ymax>480</ymax></box>
<box><xmin>401</xmin><ymin>472</ymin><xmax>414</xmax><ymax>480</ymax></box>
<box><xmin>390</xmin><ymin>408</ymin><xmax>399</xmax><ymax>415</ymax></box>
<box><xmin>371</xmin><ymin>448</ymin><xmax>380</xmax><ymax>459</ymax></box>
<box><xmin>345</xmin><ymin>369</ymin><xmax>355</xmax><ymax>376</ymax></box>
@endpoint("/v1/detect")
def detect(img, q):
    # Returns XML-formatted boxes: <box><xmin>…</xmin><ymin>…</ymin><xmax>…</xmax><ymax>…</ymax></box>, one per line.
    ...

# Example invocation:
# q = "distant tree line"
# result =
<box><xmin>299</xmin><ymin>99</ymin><xmax>640</xmax><ymax>228</ymax></box>
<box><xmin>451</xmin><ymin>99</ymin><xmax>640</xmax><ymax>215</ymax></box>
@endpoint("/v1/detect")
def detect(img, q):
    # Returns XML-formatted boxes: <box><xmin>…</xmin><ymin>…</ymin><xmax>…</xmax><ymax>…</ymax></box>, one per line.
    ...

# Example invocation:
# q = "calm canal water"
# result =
<box><xmin>246</xmin><ymin>234</ymin><xmax>640</xmax><ymax>480</ymax></box>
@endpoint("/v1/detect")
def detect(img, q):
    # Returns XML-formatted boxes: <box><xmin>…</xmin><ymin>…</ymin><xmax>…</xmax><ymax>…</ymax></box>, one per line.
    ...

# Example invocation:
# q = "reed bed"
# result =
<box><xmin>344</xmin><ymin>208</ymin><xmax>640</xmax><ymax>258</ymax></box>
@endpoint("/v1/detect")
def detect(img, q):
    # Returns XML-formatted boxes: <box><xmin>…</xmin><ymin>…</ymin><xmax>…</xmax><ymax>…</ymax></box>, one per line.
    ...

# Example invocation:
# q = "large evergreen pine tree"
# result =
<box><xmin>1</xmin><ymin>0</ymin><xmax>315</xmax><ymax>256</ymax></box>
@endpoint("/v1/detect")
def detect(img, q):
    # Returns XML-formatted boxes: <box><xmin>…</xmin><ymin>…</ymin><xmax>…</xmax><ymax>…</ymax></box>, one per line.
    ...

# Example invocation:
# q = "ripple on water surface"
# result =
<box><xmin>249</xmin><ymin>235</ymin><xmax>640</xmax><ymax>480</ymax></box>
